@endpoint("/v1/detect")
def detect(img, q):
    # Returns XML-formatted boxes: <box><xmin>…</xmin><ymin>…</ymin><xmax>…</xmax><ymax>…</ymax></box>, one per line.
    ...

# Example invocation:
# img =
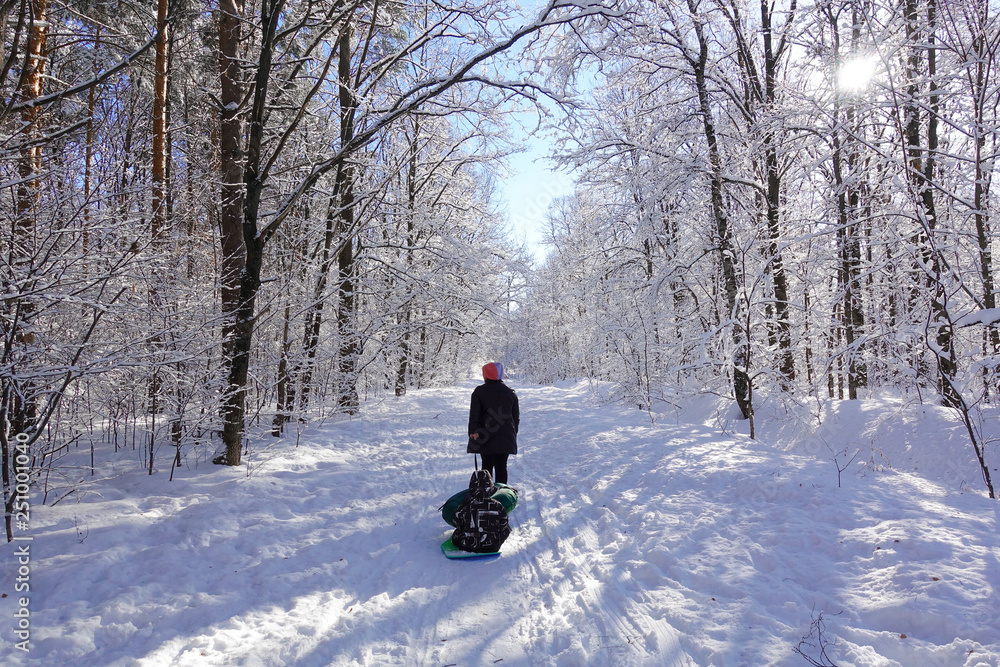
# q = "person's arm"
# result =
<box><xmin>468</xmin><ymin>389</ymin><xmax>482</xmax><ymax>439</ymax></box>
<box><xmin>512</xmin><ymin>392</ymin><xmax>519</xmax><ymax>434</ymax></box>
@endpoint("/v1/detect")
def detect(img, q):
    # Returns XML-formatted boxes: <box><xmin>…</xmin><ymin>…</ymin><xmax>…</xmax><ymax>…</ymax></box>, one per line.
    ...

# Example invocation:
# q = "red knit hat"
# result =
<box><xmin>482</xmin><ymin>362</ymin><xmax>504</xmax><ymax>381</ymax></box>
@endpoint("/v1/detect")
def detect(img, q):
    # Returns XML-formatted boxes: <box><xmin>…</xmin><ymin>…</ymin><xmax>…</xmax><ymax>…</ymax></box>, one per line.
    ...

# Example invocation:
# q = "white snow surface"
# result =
<box><xmin>2</xmin><ymin>381</ymin><xmax>999</xmax><ymax>666</ymax></box>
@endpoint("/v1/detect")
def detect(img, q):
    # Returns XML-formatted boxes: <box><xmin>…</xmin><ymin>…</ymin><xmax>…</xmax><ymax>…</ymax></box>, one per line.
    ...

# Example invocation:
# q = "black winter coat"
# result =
<box><xmin>467</xmin><ymin>379</ymin><xmax>519</xmax><ymax>455</ymax></box>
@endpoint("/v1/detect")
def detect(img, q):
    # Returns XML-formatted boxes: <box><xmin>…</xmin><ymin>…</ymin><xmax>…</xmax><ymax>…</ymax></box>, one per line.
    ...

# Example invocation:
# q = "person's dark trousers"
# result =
<box><xmin>480</xmin><ymin>453</ymin><xmax>509</xmax><ymax>485</ymax></box>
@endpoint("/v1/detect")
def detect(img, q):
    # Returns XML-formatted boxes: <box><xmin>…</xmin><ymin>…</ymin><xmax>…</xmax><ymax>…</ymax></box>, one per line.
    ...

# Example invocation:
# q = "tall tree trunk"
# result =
<box><xmin>152</xmin><ymin>0</ymin><xmax>170</xmax><ymax>242</ymax></box>
<box><xmin>184</xmin><ymin>85</ymin><xmax>198</xmax><ymax>280</ymax></box>
<box><xmin>83</xmin><ymin>28</ymin><xmax>101</xmax><ymax>275</ymax></box>
<box><xmin>827</xmin><ymin>3</ymin><xmax>867</xmax><ymax>399</ymax></box>
<box><xmin>2</xmin><ymin>0</ymin><xmax>47</xmax><ymax>542</ymax></box>
<box><xmin>119</xmin><ymin>78</ymin><xmax>139</xmax><ymax>223</ymax></box>
<box><xmin>217</xmin><ymin>0</ymin><xmax>247</xmax><ymax>363</ymax></box>
<box><xmin>803</xmin><ymin>286</ymin><xmax>814</xmax><ymax>387</ymax></box>
<box><xmin>396</xmin><ymin>120</ymin><xmax>419</xmax><ymax>397</ymax></box>
<box><xmin>833</xmin><ymin>128</ymin><xmax>865</xmax><ymax>400</ymax></box>
<box><xmin>759</xmin><ymin>0</ymin><xmax>795</xmax><ymax>387</ymax></box>
<box><xmin>903</xmin><ymin>0</ymin><xmax>957</xmax><ymax>407</ymax></box>
<box><xmin>7</xmin><ymin>0</ymin><xmax>49</xmax><ymax>436</ymax></box>
<box><xmin>687</xmin><ymin>0</ymin><xmax>750</xmax><ymax>419</ymax></box>
<box><xmin>272</xmin><ymin>304</ymin><xmax>293</xmax><ymax>435</ymax></box>
<box><xmin>219</xmin><ymin>0</ymin><xmax>283</xmax><ymax>464</ymax></box>
<box><xmin>296</xmin><ymin>192</ymin><xmax>341</xmax><ymax>415</ymax></box>
<box><xmin>148</xmin><ymin>0</ymin><xmax>171</xmax><ymax>411</ymax></box>
<box><xmin>335</xmin><ymin>21</ymin><xmax>360</xmax><ymax>414</ymax></box>
<box><xmin>968</xmin><ymin>1</ymin><xmax>1000</xmax><ymax>357</ymax></box>
<box><xmin>844</xmin><ymin>99</ymin><xmax>868</xmax><ymax>394</ymax></box>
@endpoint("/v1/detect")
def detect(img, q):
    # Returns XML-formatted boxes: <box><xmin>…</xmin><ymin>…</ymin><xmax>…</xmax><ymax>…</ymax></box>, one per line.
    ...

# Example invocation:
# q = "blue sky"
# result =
<box><xmin>499</xmin><ymin>130</ymin><xmax>575</xmax><ymax>263</ymax></box>
<box><xmin>492</xmin><ymin>0</ymin><xmax>578</xmax><ymax>264</ymax></box>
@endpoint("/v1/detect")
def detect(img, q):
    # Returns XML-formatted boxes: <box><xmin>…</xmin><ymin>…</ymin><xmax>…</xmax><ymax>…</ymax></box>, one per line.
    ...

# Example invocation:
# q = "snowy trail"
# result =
<box><xmin>1</xmin><ymin>382</ymin><xmax>998</xmax><ymax>666</ymax></box>
<box><xmin>509</xmin><ymin>386</ymin><xmax>693</xmax><ymax>665</ymax></box>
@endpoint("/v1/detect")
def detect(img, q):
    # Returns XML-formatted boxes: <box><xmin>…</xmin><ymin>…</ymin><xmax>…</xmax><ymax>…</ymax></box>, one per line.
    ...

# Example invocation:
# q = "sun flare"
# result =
<box><xmin>837</xmin><ymin>56</ymin><xmax>879</xmax><ymax>92</ymax></box>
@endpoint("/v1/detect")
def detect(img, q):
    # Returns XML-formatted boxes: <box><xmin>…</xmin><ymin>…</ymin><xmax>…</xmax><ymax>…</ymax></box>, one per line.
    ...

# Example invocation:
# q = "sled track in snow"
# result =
<box><xmin>507</xmin><ymin>386</ymin><xmax>694</xmax><ymax>666</ymax></box>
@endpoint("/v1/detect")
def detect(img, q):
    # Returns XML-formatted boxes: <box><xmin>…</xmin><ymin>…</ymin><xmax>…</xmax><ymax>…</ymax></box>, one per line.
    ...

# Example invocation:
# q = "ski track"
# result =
<box><xmin>1</xmin><ymin>382</ymin><xmax>998</xmax><ymax>666</ymax></box>
<box><xmin>511</xmin><ymin>388</ymin><xmax>693</xmax><ymax>666</ymax></box>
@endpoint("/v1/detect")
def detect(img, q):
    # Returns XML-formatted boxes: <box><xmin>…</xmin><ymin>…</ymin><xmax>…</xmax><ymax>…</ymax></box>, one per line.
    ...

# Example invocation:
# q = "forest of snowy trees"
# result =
<box><xmin>1</xmin><ymin>0</ymin><xmax>997</xmax><ymax>541</ymax></box>
<box><xmin>505</xmin><ymin>0</ymin><xmax>999</xmax><ymax>499</ymax></box>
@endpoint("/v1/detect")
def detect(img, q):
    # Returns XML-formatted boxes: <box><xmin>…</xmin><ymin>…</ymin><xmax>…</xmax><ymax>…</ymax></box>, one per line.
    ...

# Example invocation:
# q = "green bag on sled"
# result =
<box><xmin>440</xmin><ymin>482</ymin><xmax>518</xmax><ymax>527</ymax></box>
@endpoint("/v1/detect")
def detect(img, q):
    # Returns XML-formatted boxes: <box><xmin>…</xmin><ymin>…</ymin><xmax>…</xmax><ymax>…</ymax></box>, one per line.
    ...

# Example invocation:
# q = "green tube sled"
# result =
<box><xmin>440</xmin><ymin>482</ymin><xmax>518</xmax><ymax>527</ymax></box>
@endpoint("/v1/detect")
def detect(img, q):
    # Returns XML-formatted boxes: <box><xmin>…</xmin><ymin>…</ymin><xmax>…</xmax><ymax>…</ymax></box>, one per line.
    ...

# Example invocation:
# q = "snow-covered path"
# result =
<box><xmin>1</xmin><ymin>382</ymin><xmax>998</xmax><ymax>666</ymax></box>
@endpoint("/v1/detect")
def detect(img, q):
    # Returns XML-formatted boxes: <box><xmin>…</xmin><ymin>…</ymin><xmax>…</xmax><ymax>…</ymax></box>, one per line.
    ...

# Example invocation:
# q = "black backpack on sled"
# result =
<box><xmin>451</xmin><ymin>469</ymin><xmax>511</xmax><ymax>553</ymax></box>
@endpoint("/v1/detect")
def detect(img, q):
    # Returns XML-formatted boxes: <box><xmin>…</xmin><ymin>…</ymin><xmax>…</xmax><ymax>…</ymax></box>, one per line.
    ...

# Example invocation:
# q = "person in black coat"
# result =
<box><xmin>468</xmin><ymin>362</ymin><xmax>519</xmax><ymax>484</ymax></box>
